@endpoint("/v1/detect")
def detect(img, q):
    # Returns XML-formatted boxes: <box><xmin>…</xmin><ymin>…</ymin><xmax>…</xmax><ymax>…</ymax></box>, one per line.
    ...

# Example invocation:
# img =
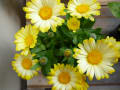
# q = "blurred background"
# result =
<box><xmin>0</xmin><ymin>0</ymin><xmax>25</xmax><ymax>90</ymax></box>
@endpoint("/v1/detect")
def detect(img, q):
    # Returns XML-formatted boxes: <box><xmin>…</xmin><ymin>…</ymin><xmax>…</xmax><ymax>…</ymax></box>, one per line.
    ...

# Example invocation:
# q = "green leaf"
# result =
<box><xmin>31</xmin><ymin>63</ymin><xmax>40</xmax><ymax>70</ymax></box>
<box><xmin>47</xmin><ymin>50</ymin><xmax>57</xmax><ymax>64</ymax></box>
<box><xmin>31</xmin><ymin>48</ymin><xmax>41</xmax><ymax>53</ymax></box>
<box><xmin>38</xmin><ymin>32</ymin><xmax>48</xmax><ymax>37</ymax></box>
<box><xmin>66</xmin><ymin>13</ymin><xmax>71</xmax><ymax>20</ymax></box>
<box><xmin>80</xmin><ymin>18</ymin><xmax>95</xmax><ymax>29</ymax></box>
<box><xmin>67</xmin><ymin>58</ymin><xmax>75</xmax><ymax>66</ymax></box>
<box><xmin>108</xmin><ymin>2</ymin><xmax>120</xmax><ymax>18</ymax></box>
<box><xmin>62</xmin><ymin>57</ymin><xmax>68</xmax><ymax>63</ymax></box>
<box><xmin>57</xmin><ymin>47</ymin><xmax>66</xmax><ymax>56</ymax></box>
<box><xmin>41</xmin><ymin>63</ymin><xmax>51</xmax><ymax>76</ymax></box>
<box><xmin>73</xmin><ymin>35</ymin><xmax>78</xmax><ymax>45</ymax></box>
<box><xmin>31</xmin><ymin>44</ymin><xmax>46</xmax><ymax>53</ymax></box>
<box><xmin>46</xmin><ymin>39</ymin><xmax>55</xmax><ymax>49</ymax></box>
<box><xmin>64</xmin><ymin>9</ymin><xmax>68</xmax><ymax>12</ymax></box>
<box><xmin>94</xmin><ymin>28</ymin><xmax>101</xmax><ymax>33</ymax></box>
<box><xmin>40</xmin><ymin>44</ymin><xmax>46</xmax><ymax>50</ymax></box>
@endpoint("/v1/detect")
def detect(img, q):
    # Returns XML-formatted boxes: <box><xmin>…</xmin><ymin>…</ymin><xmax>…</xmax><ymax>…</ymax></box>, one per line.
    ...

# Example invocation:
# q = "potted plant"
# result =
<box><xmin>12</xmin><ymin>0</ymin><xmax>120</xmax><ymax>90</ymax></box>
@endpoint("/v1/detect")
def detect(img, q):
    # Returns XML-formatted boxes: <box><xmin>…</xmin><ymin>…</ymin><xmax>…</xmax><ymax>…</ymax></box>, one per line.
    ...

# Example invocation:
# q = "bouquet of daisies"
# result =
<box><xmin>12</xmin><ymin>0</ymin><xmax>120</xmax><ymax>90</ymax></box>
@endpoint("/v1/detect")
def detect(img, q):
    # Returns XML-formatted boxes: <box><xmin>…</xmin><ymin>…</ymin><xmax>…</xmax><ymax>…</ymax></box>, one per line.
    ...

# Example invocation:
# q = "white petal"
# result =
<box><xmin>94</xmin><ymin>66</ymin><xmax>102</xmax><ymax>80</ymax></box>
<box><xmin>78</xmin><ymin>60</ymin><xmax>89</xmax><ymax>73</ymax></box>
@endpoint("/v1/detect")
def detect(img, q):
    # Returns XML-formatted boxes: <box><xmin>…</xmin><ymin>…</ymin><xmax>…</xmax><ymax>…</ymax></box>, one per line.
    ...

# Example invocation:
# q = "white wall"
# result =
<box><xmin>0</xmin><ymin>0</ymin><xmax>21</xmax><ymax>90</ymax></box>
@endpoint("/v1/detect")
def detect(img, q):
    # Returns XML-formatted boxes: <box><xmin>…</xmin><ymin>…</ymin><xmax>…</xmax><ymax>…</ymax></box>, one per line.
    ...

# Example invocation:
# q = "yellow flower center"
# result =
<box><xmin>87</xmin><ymin>49</ymin><xmax>102</xmax><ymax>65</ymax></box>
<box><xmin>58</xmin><ymin>72</ymin><xmax>71</xmax><ymax>84</ymax></box>
<box><xmin>22</xmin><ymin>58</ymin><xmax>32</xmax><ymax>70</ymax></box>
<box><xmin>64</xmin><ymin>49</ymin><xmax>72</xmax><ymax>57</ymax></box>
<box><xmin>76</xmin><ymin>4</ymin><xmax>90</xmax><ymax>14</ymax></box>
<box><xmin>71</xmin><ymin>21</ymin><xmax>79</xmax><ymax>27</ymax></box>
<box><xmin>39</xmin><ymin>6</ymin><xmax>52</xmax><ymax>20</ymax></box>
<box><xmin>25</xmin><ymin>35</ymin><xmax>34</xmax><ymax>46</ymax></box>
<box><xmin>67</xmin><ymin>17</ymin><xmax>80</xmax><ymax>32</ymax></box>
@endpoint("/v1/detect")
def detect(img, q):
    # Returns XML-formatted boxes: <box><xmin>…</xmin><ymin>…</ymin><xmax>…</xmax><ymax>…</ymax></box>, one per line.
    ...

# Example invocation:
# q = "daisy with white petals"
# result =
<box><xmin>14</xmin><ymin>24</ymin><xmax>39</xmax><ymax>56</ymax></box>
<box><xmin>47</xmin><ymin>64</ymin><xmax>89</xmax><ymax>90</ymax></box>
<box><xmin>105</xmin><ymin>36</ymin><xmax>120</xmax><ymax>53</ymax></box>
<box><xmin>23</xmin><ymin>0</ymin><xmax>65</xmax><ymax>32</ymax></box>
<box><xmin>104</xmin><ymin>36</ymin><xmax>120</xmax><ymax>63</ymax></box>
<box><xmin>12</xmin><ymin>53</ymin><xmax>39</xmax><ymax>80</ymax></box>
<box><xmin>73</xmin><ymin>38</ymin><xmax>120</xmax><ymax>80</ymax></box>
<box><xmin>67</xmin><ymin>0</ymin><xmax>101</xmax><ymax>21</ymax></box>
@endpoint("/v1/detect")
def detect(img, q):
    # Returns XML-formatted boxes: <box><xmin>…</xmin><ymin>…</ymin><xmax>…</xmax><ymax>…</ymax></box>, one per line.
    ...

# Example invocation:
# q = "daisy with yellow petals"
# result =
<box><xmin>105</xmin><ymin>36</ymin><xmax>120</xmax><ymax>53</ymax></box>
<box><xmin>23</xmin><ymin>0</ymin><xmax>65</xmax><ymax>32</ymax></box>
<box><xmin>47</xmin><ymin>64</ymin><xmax>89</xmax><ymax>90</ymax></box>
<box><xmin>67</xmin><ymin>17</ymin><xmax>80</xmax><ymax>32</ymax></box>
<box><xmin>67</xmin><ymin>0</ymin><xmax>101</xmax><ymax>21</ymax></box>
<box><xmin>73</xmin><ymin>38</ymin><xmax>120</xmax><ymax>80</ymax></box>
<box><xmin>14</xmin><ymin>24</ymin><xmax>39</xmax><ymax>56</ymax></box>
<box><xmin>104</xmin><ymin>36</ymin><xmax>120</xmax><ymax>63</ymax></box>
<box><xmin>12</xmin><ymin>53</ymin><xmax>39</xmax><ymax>80</ymax></box>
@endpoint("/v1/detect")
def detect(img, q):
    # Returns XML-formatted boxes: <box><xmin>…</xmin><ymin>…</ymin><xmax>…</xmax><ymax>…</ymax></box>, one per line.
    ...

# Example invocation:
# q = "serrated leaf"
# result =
<box><xmin>108</xmin><ymin>2</ymin><xmax>120</xmax><ymax>18</ymax></box>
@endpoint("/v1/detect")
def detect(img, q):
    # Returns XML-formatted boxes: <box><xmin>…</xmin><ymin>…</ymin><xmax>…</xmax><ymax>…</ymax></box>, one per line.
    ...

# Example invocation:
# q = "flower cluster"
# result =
<box><xmin>12</xmin><ymin>0</ymin><xmax>120</xmax><ymax>90</ymax></box>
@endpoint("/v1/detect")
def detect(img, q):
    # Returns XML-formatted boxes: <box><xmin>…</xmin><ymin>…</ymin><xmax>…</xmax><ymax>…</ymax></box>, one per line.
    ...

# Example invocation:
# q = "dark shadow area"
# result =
<box><xmin>108</xmin><ymin>25</ymin><xmax>120</xmax><ymax>41</ymax></box>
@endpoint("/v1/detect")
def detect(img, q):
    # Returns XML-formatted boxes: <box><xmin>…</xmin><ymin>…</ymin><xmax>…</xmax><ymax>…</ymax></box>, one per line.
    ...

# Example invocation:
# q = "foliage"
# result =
<box><xmin>108</xmin><ymin>2</ymin><xmax>120</xmax><ymax>18</ymax></box>
<box><xmin>31</xmin><ymin>13</ymin><xmax>104</xmax><ymax>75</ymax></box>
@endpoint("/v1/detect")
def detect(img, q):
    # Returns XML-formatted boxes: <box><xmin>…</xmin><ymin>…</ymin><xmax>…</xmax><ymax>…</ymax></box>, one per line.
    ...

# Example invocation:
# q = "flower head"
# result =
<box><xmin>67</xmin><ymin>0</ymin><xmax>101</xmax><ymax>21</ymax></box>
<box><xmin>39</xmin><ymin>57</ymin><xmax>48</xmax><ymax>65</ymax></box>
<box><xmin>67</xmin><ymin>17</ymin><xmax>80</xmax><ymax>32</ymax></box>
<box><xmin>73</xmin><ymin>38</ymin><xmax>120</xmax><ymax>80</ymax></box>
<box><xmin>47</xmin><ymin>64</ymin><xmax>89</xmax><ymax>90</ymax></box>
<box><xmin>14</xmin><ymin>24</ymin><xmax>39</xmax><ymax>55</ymax></box>
<box><xmin>105</xmin><ymin>36</ymin><xmax>120</xmax><ymax>52</ymax></box>
<box><xmin>104</xmin><ymin>36</ymin><xmax>120</xmax><ymax>63</ymax></box>
<box><xmin>64</xmin><ymin>49</ymin><xmax>72</xmax><ymax>57</ymax></box>
<box><xmin>12</xmin><ymin>53</ymin><xmax>39</xmax><ymax>80</ymax></box>
<box><xmin>23</xmin><ymin>0</ymin><xmax>65</xmax><ymax>32</ymax></box>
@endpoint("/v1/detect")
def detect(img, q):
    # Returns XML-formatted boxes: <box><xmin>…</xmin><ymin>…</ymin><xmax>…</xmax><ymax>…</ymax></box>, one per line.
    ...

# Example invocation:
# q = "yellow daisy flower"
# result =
<box><xmin>73</xmin><ymin>38</ymin><xmax>120</xmax><ymax>80</ymax></box>
<box><xmin>67</xmin><ymin>17</ymin><xmax>80</xmax><ymax>32</ymax></box>
<box><xmin>64</xmin><ymin>49</ymin><xmax>72</xmax><ymax>57</ymax></box>
<box><xmin>105</xmin><ymin>36</ymin><xmax>120</xmax><ymax>51</ymax></box>
<box><xmin>47</xmin><ymin>64</ymin><xmax>89</xmax><ymax>90</ymax></box>
<box><xmin>67</xmin><ymin>0</ymin><xmax>101</xmax><ymax>21</ymax></box>
<box><xmin>14</xmin><ymin>24</ymin><xmax>39</xmax><ymax>56</ymax></box>
<box><xmin>39</xmin><ymin>57</ymin><xmax>48</xmax><ymax>65</ymax></box>
<box><xmin>23</xmin><ymin>0</ymin><xmax>65</xmax><ymax>32</ymax></box>
<box><xmin>104</xmin><ymin>36</ymin><xmax>120</xmax><ymax>63</ymax></box>
<box><xmin>12</xmin><ymin>53</ymin><xmax>39</xmax><ymax>80</ymax></box>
